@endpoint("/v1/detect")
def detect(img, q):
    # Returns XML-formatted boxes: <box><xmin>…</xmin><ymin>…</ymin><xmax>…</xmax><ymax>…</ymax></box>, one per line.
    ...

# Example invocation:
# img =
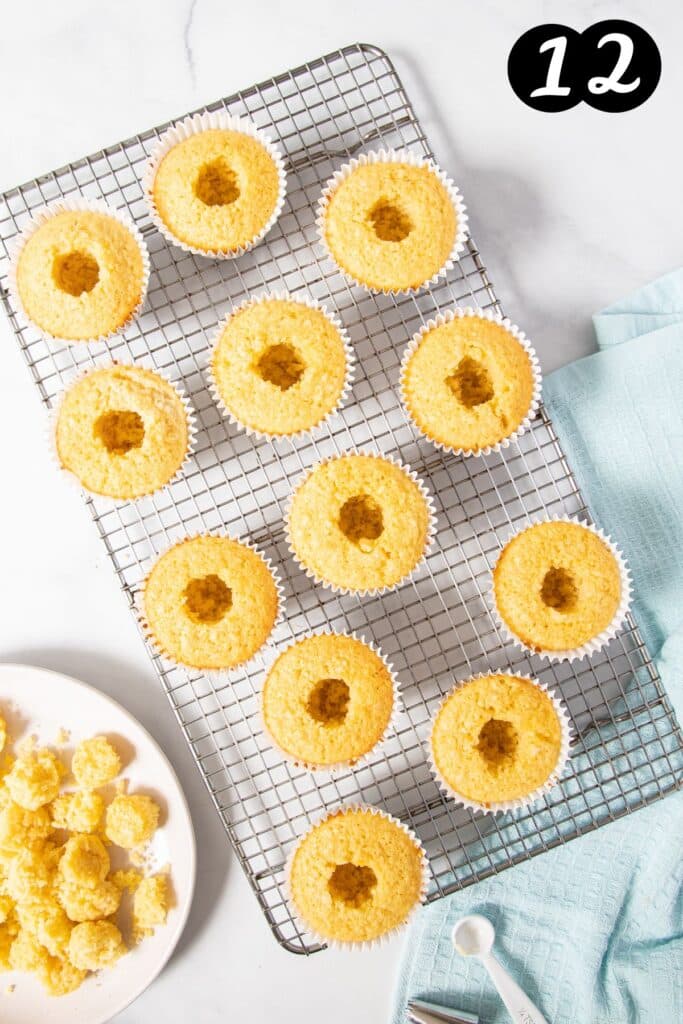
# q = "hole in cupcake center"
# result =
<box><xmin>255</xmin><ymin>343</ymin><xmax>306</xmax><ymax>391</ymax></box>
<box><xmin>93</xmin><ymin>410</ymin><xmax>145</xmax><ymax>455</ymax></box>
<box><xmin>53</xmin><ymin>250</ymin><xmax>100</xmax><ymax>296</ymax></box>
<box><xmin>541</xmin><ymin>566</ymin><xmax>578</xmax><ymax>612</ymax></box>
<box><xmin>183</xmin><ymin>574</ymin><xmax>233</xmax><ymax>624</ymax></box>
<box><xmin>446</xmin><ymin>356</ymin><xmax>494</xmax><ymax>408</ymax></box>
<box><xmin>194</xmin><ymin>158</ymin><xmax>240</xmax><ymax>206</ymax></box>
<box><xmin>338</xmin><ymin>495</ymin><xmax>384</xmax><ymax>552</ymax></box>
<box><xmin>328</xmin><ymin>863</ymin><xmax>377</xmax><ymax>907</ymax></box>
<box><xmin>477</xmin><ymin>718</ymin><xmax>519</xmax><ymax>769</ymax></box>
<box><xmin>306</xmin><ymin>678</ymin><xmax>350</xmax><ymax>726</ymax></box>
<box><xmin>368</xmin><ymin>200</ymin><xmax>413</xmax><ymax>242</ymax></box>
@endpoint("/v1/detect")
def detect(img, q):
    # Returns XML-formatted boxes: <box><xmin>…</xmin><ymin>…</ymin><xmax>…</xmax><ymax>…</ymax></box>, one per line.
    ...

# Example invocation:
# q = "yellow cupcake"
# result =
<box><xmin>54</xmin><ymin>364</ymin><xmax>192</xmax><ymax>500</ymax></box>
<box><xmin>262</xmin><ymin>633</ymin><xmax>396</xmax><ymax>768</ymax></box>
<box><xmin>493</xmin><ymin>519</ymin><xmax>626</xmax><ymax>655</ymax></box>
<box><xmin>12</xmin><ymin>202</ymin><xmax>147</xmax><ymax>343</ymax></box>
<box><xmin>141</xmin><ymin>534</ymin><xmax>280</xmax><ymax>671</ymax></box>
<box><xmin>210</xmin><ymin>295</ymin><xmax>352</xmax><ymax>437</ymax></box>
<box><xmin>287</xmin><ymin>806</ymin><xmax>426</xmax><ymax>944</ymax></box>
<box><xmin>286</xmin><ymin>452</ymin><xmax>433</xmax><ymax>594</ymax></box>
<box><xmin>318</xmin><ymin>152</ymin><xmax>466</xmax><ymax>293</ymax></box>
<box><xmin>401</xmin><ymin>310</ymin><xmax>540</xmax><ymax>454</ymax></box>
<box><xmin>430</xmin><ymin>674</ymin><xmax>567</xmax><ymax>808</ymax></box>
<box><xmin>148</xmin><ymin>114</ymin><xmax>285</xmax><ymax>255</ymax></box>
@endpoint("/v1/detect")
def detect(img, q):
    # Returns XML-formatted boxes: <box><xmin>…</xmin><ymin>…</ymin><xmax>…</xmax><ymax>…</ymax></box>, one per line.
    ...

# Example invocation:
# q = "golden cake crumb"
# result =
<box><xmin>105</xmin><ymin>794</ymin><xmax>159</xmax><ymax>850</ymax></box>
<box><xmin>51</xmin><ymin>790</ymin><xmax>104</xmax><ymax>833</ymax></box>
<box><xmin>14</xmin><ymin>208</ymin><xmax>144</xmax><ymax>342</ymax></box>
<box><xmin>133</xmin><ymin>874</ymin><xmax>168</xmax><ymax>934</ymax></box>
<box><xmin>493</xmin><ymin>520</ymin><xmax>622</xmax><ymax>652</ymax></box>
<box><xmin>0</xmin><ymin>716</ymin><xmax>6</xmax><ymax>755</ymax></box>
<box><xmin>430</xmin><ymin>674</ymin><xmax>563</xmax><ymax>805</ymax></box>
<box><xmin>5</xmin><ymin>749</ymin><xmax>63</xmax><ymax>811</ymax></box>
<box><xmin>59</xmin><ymin>834</ymin><xmax>110</xmax><ymax>887</ymax></box>
<box><xmin>110</xmin><ymin>868</ymin><xmax>143</xmax><ymax>893</ymax></box>
<box><xmin>321</xmin><ymin>159</ymin><xmax>457</xmax><ymax>292</ymax></box>
<box><xmin>71</xmin><ymin>736</ymin><xmax>121</xmax><ymax>790</ymax></box>
<box><xmin>68</xmin><ymin>920</ymin><xmax>126</xmax><ymax>972</ymax></box>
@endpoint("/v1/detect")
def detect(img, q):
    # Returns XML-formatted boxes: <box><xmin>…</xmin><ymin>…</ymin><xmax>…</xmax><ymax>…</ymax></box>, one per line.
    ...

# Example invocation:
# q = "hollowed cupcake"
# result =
<box><xmin>53</xmin><ymin>363</ymin><xmax>193</xmax><ymax>500</ymax></box>
<box><xmin>144</xmin><ymin>111</ymin><xmax>286</xmax><ymax>257</ymax></box>
<box><xmin>286</xmin><ymin>804</ymin><xmax>428</xmax><ymax>946</ymax></box>
<box><xmin>400</xmin><ymin>308</ymin><xmax>541</xmax><ymax>456</ymax></box>
<box><xmin>261</xmin><ymin>632</ymin><xmax>398</xmax><ymax>770</ymax></box>
<box><xmin>9</xmin><ymin>199</ymin><xmax>149</xmax><ymax>345</ymax></box>
<box><xmin>429</xmin><ymin>673</ymin><xmax>571</xmax><ymax>812</ymax></box>
<box><xmin>139</xmin><ymin>533</ymin><xmax>281</xmax><ymax>672</ymax></box>
<box><xmin>209</xmin><ymin>294</ymin><xmax>353</xmax><ymax>439</ymax></box>
<box><xmin>285</xmin><ymin>451</ymin><xmax>435</xmax><ymax>595</ymax></box>
<box><xmin>317</xmin><ymin>150</ymin><xmax>467</xmax><ymax>294</ymax></box>
<box><xmin>492</xmin><ymin>517</ymin><xmax>631</xmax><ymax>660</ymax></box>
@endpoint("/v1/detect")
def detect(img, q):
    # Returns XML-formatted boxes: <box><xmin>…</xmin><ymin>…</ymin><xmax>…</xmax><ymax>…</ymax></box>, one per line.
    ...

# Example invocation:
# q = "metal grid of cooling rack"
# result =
<box><xmin>1</xmin><ymin>43</ymin><xmax>682</xmax><ymax>955</ymax></box>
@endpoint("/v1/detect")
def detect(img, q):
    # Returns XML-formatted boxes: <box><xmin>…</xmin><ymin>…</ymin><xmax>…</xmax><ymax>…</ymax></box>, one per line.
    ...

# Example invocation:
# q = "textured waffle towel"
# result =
<box><xmin>391</xmin><ymin>269</ymin><xmax>683</xmax><ymax>1024</ymax></box>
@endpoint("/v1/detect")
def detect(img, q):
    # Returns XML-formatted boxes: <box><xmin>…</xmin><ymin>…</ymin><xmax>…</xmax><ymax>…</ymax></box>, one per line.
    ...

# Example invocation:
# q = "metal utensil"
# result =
<box><xmin>407</xmin><ymin>996</ymin><xmax>479</xmax><ymax>1024</ymax></box>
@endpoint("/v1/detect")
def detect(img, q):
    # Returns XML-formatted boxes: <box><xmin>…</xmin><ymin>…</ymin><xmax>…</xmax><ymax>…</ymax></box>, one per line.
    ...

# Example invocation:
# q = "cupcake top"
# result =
<box><xmin>493</xmin><ymin>520</ymin><xmax>623</xmax><ymax>653</ymax></box>
<box><xmin>141</xmin><ymin>534</ymin><xmax>280</xmax><ymax>671</ymax></box>
<box><xmin>320</xmin><ymin>157</ymin><xmax>460</xmax><ymax>292</ymax></box>
<box><xmin>262</xmin><ymin>633</ymin><xmax>395</xmax><ymax>768</ymax></box>
<box><xmin>13</xmin><ymin>206</ymin><xmax>145</xmax><ymax>342</ymax></box>
<box><xmin>288</xmin><ymin>806</ymin><xmax>425</xmax><ymax>944</ymax></box>
<box><xmin>430</xmin><ymin>674</ymin><xmax>564</xmax><ymax>807</ymax></box>
<box><xmin>286</xmin><ymin>453</ymin><xmax>433</xmax><ymax>593</ymax></box>
<box><xmin>54</xmin><ymin>364</ymin><xmax>190</xmax><ymax>500</ymax></box>
<box><xmin>210</xmin><ymin>296</ymin><xmax>351</xmax><ymax>437</ymax></box>
<box><xmin>401</xmin><ymin>311</ymin><xmax>538</xmax><ymax>454</ymax></box>
<box><xmin>151</xmin><ymin>126</ymin><xmax>282</xmax><ymax>254</ymax></box>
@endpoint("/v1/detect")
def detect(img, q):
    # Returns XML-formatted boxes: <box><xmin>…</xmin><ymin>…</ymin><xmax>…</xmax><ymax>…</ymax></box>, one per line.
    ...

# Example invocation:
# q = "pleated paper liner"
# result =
<box><xmin>399</xmin><ymin>306</ymin><xmax>543</xmax><ymax>458</ymax></box>
<box><xmin>427</xmin><ymin>671</ymin><xmax>574</xmax><ymax>816</ymax></box>
<box><xmin>284</xmin><ymin>802</ymin><xmax>430</xmax><ymax>950</ymax></box>
<box><xmin>283</xmin><ymin>448</ymin><xmax>438</xmax><ymax>598</ymax></box>
<box><xmin>7</xmin><ymin>196</ymin><xmax>150</xmax><ymax>347</ymax></box>
<box><xmin>490</xmin><ymin>515</ymin><xmax>633</xmax><ymax>663</ymax></box>
<box><xmin>143</xmin><ymin>110</ymin><xmax>287</xmax><ymax>259</ymax></box>
<box><xmin>316</xmin><ymin>148</ymin><xmax>468</xmax><ymax>296</ymax></box>
<box><xmin>259</xmin><ymin>629</ymin><xmax>402</xmax><ymax>773</ymax></box>
<box><xmin>207</xmin><ymin>290</ymin><xmax>355</xmax><ymax>442</ymax></box>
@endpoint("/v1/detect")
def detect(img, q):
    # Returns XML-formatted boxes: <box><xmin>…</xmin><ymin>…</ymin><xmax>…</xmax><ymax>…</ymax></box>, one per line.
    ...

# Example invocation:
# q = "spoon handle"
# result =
<box><xmin>480</xmin><ymin>952</ymin><xmax>549</xmax><ymax>1024</ymax></box>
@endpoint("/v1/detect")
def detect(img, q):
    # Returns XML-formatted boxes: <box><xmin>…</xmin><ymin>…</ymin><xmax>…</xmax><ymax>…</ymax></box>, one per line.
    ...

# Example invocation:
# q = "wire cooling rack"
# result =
<box><xmin>1</xmin><ymin>43</ymin><xmax>682</xmax><ymax>954</ymax></box>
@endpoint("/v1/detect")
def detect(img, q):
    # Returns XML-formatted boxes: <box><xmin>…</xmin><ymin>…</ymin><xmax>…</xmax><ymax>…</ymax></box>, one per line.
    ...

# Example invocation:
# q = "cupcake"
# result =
<box><xmin>9</xmin><ymin>199</ymin><xmax>148</xmax><ymax>345</ymax></box>
<box><xmin>429</xmin><ymin>673</ymin><xmax>571</xmax><ymax>812</ymax></box>
<box><xmin>316</xmin><ymin>149</ymin><xmax>467</xmax><ymax>294</ymax></box>
<box><xmin>209</xmin><ymin>293</ymin><xmax>353</xmax><ymax>439</ymax></box>
<box><xmin>53</xmin><ymin>363</ymin><xmax>194</xmax><ymax>501</ymax></box>
<box><xmin>286</xmin><ymin>805</ymin><xmax>428</xmax><ymax>946</ymax></box>
<box><xmin>285</xmin><ymin>451</ymin><xmax>435</xmax><ymax>595</ymax></box>
<box><xmin>139</xmin><ymin>533</ymin><xmax>281</xmax><ymax>672</ymax></box>
<box><xmin>261</xmin><ymin>632</ymin><xmax>398</xmax><ymax>770</ymax></box>
<box><xmin>492</xmin><ymin>517</ymin><xmax>631</xmax><ymax>661</ymax></box>
<box><xmin>400</xmin><ymin>308</ymin><xmax>541</xmax><ymax>456</ymax></box>
<box><xmin>144</xmin><ymin>111</ymin><xmax>286</xmax><ymax>257</ymax></box>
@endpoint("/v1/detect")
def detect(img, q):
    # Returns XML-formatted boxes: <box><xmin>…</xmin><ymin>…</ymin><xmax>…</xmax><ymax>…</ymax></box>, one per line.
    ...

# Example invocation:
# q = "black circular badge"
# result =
<box><xmin>508</xmin><ymin>20</ymin><xmax>661</xmax><ymax>113</ymax></box>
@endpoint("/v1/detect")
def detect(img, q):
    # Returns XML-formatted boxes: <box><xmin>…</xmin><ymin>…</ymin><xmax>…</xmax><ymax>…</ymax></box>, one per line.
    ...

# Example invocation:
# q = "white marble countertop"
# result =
<box><xmin>0</xmin><ymin>1</ymin><xmax>680</xmax><ymax>1021</ymax></box>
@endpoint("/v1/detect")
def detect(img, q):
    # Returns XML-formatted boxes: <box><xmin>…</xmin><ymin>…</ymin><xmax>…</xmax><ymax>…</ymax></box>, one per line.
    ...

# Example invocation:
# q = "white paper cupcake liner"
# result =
<box><xmin>135</xmin><ymin>530</ymin><xmax>284</xmax><ymax>681</ymax></box>
<box><xmin>283</xmin><ymin>447</ymin><xmax>438</xmax><ymax>598</ymax></box>
<box><xmin>284</xmin><ymin>801</ymin><xmax>430</xmax><ymax>950</ymax></box>
<box><xmin>7</xmin><ymin>196</ymin><xmax>150</xmax><ymax>347</ymax></box>
<box><xmin>427</xmin><ymin>671</ymin><xmax>574</xmax><ymax>816</ymax></box>
<box><xmin>315</xmin><ymin>148</ymin><xmax>469</xmax><ymax>296</ymax></box>
<box><xmin>399</xmin><ymin>306</ymin><xmax>543</xmax><ymax>458</ymax></box>
<box><xmin>207</xmin><ymin>290</ymin><xmax>355</xmax><ymax>442</ymax></box>
<box><xmin>258</xmin><ymin>629</ymin><xmax>402</xmax><ymax>773</ymax></box>
<box><xmin>490</xmin><ymin>514</ymin><xmax>633</xmax><ymax>663</ymax></box>
<box><xmin>143</xmin><ymin>111</ymin><xmax>287</xmax><ymax>259</ymax></box>
<box><xmin>48</xmin><ymin>357</ymin><xmax>197</xmax><ymax>506</ymax></box>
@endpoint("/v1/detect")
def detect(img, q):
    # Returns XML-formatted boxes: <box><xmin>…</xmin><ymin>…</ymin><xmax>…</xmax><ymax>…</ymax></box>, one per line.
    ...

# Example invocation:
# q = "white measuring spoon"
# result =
<box><xmin>452</xmin><ymin>914</ymin><xmax>549</xmax><ymax>1024</ymax></box>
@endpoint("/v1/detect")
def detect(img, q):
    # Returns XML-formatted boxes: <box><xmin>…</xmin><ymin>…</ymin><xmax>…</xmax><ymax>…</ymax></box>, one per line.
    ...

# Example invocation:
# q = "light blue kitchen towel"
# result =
<box><xmin>391</xmin><ymin>269</ymin><xmax>683</xmax><ymax>1024</ymax></box>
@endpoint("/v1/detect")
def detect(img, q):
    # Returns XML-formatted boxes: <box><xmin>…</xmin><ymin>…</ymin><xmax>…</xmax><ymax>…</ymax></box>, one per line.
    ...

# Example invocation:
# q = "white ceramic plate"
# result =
<box><xmin>0</xmin><ymin>663</ymin><xmax>196</xmax><ymax>1023</ymax></box>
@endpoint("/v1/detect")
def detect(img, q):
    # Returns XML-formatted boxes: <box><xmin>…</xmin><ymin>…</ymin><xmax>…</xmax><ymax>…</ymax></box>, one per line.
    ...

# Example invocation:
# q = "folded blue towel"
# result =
<box><xmin>391</xmin><ymin>269</ymin><xmax>683</xmax><ymax>1024</ymax></box>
